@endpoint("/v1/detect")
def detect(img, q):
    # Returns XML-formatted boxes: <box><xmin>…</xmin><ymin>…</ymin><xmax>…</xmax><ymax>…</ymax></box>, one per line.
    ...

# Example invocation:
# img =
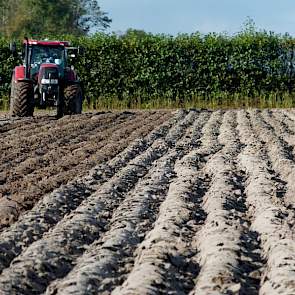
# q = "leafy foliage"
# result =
<box><xmin>0</xmin><ymin>0</ymin><xmax>111</xmax><ymax>37</ymax></box>
<box><xmin>1</xmin><ymin>31</ymin><xmax>295</xmax><ymax>108</ymax></box>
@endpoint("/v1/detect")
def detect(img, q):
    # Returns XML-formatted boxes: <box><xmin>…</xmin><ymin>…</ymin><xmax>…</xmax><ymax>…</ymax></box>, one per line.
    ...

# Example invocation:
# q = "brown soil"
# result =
<box><xmin>0</xmin><ymin>109</ymin><xmax>294</xmax><ymax>295</ymax></box>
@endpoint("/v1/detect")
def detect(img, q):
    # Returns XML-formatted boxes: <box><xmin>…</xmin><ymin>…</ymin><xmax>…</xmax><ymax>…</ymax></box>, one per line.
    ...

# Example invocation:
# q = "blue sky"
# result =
<box><xmin>99</xmin><ymin>0</ymin><xmax>295</xmax><ymax>35</ymax></box>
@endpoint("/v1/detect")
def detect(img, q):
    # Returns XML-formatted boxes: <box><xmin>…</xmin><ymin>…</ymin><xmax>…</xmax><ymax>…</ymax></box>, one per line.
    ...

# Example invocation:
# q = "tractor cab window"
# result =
<box><xmin>30</xmin><ymin>46</ymin><xmax>65</xmax><ymax>74</ymax></box>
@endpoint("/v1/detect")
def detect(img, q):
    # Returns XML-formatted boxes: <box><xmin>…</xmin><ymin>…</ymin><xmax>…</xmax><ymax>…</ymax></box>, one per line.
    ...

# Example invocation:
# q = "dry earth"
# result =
<box><xmin>0</xmin><ymin>109</ymin><xmax>295</xmax><ymax>294</ymax></box>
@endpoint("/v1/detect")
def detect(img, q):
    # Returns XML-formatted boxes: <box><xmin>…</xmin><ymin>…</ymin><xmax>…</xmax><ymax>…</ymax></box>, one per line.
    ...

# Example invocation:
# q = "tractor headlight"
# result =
<box><xmin>41</xmin><ymin>78</ymin><xmax>58</xmax><ymax>85</ymax></box>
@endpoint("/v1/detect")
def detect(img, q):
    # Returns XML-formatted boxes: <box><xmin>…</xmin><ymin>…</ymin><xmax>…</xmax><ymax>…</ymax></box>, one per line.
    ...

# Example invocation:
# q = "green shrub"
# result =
<box><xmin>1</xmin><ymin>31</ymin><xmax>295</xmax><ymax>109</ymax></box>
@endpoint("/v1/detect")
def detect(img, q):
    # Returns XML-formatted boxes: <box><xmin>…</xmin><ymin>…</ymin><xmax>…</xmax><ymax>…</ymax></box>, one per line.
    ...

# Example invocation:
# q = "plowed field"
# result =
<box><xmin>0</xmin><ymin>109</ymin><xmax>295</xmax><ymax>294</ymax></box>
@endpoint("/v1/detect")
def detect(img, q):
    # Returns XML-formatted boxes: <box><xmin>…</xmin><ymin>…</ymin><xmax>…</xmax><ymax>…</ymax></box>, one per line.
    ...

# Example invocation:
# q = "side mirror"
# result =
<box><xmin>66</xmin><ymin>47</ymin><xmax>78</xmax><ymax>59</ymax></box>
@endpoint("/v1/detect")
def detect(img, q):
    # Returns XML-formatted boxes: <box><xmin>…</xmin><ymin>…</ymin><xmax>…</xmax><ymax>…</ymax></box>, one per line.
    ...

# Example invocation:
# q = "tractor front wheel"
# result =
<box><xmin>10</xmin><ymin>80</ymin><xmax>34</xmax><ymax>117</ymax></box>
<box><xmin>63</xmin><ymin>84</ymin><xmax>83</xmax><ymax>115</ymax></box>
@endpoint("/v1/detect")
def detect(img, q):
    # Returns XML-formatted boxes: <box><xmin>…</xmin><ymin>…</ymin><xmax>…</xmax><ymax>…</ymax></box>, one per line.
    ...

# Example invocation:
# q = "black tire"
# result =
<box><xmin>63</xmin><ymin>84</ymin><xmax>83</xmax><ymax>115</ymax></box>
<box><xmin>10</xmin><ymin>80</ymin><xmax>34</xmax><ymax>117</ymax></box>
<box><xmin>56</xmin><ymin>100</ymin><xmax>64</xmax><ymax>119</ymax></box>
<box><xmin>56</xmin><ymin>93</ymin><xmax>64</xmax><ymax>119</ymax></box>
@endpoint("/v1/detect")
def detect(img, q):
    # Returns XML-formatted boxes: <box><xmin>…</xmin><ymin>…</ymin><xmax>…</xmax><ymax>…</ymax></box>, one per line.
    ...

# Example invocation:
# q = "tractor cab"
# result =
<box><xmin>18</xmin><ymin>40</ymin><xmax>70</xmax><ymax>82</ymax></box>
<box><xmin>29</xmin><ymin>44</ymin><xmax>66</xmax><ymax>77</ymax></box>
<box><xmin>9</xmin><ymin>38</ymin><xmax>83</xmax><ymax>118</ymax></box>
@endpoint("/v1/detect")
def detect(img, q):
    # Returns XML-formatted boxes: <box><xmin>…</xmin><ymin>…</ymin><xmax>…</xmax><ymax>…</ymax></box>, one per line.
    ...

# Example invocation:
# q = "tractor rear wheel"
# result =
<box><xmin>10</xmin><ymin>80</ymin><xmax>34</xmax><ymax>117</ymax></box>
<box><xmin>63</xmin><ymin>84</ymin><xmax>83</xmax><ymax>115</ymax></box>
<box><xmin>56</xmin><ymin>99</ymin><xmax>64</xmax><ymax>119</ymax></box>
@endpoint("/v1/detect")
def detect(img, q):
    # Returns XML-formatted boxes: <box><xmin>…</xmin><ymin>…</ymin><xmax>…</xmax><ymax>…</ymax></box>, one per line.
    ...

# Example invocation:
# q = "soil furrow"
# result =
<box><xmin>0</xmin><ymin>112</ymin><xmax>128</xmax><ymax>192</ymax></box>
<box><xmin>190</xmin><ymin>111</ymin><xmax>256</xmax><ymax>294</ymax></box>
<box><xmin>0</xmin><ymin>112</ymin><xmax>139</xmax><ymax>177</ymax></box>
<box><xmin>260</xmin><ymin>109</ymin><xmax>295</xmax><ymax>162</ymax></box>
<box><xmin>0</xmin><ymin>111</ymin><xmax>117</xmax><ymax>139</ymax></box>
<box><xmin>0</xmin><ymin>116</ymin><xmax>55</xmax><ymax>135</ymax></box>
<box><xmin>270</xmin><ymin>110</ymin><xmax>295</xmax><ymax>146</ymax></box>
<box><xmin>46</xmin><ymin>149</ymin><xmax>180</xmax><ymax>295</ymax></box>
<box><xmin>0</xmin><ymin>112</ymin><xmax>154</xmax><ymax>192</ymax></box>
<box><xmin>237</xmin><ymin>109</ymin><xmax>295</xmax><ymax>295</ymax></box>
<box><xmin>235</xmin><ymin>110</ymin><xmax>267</xmax><ymax>294</ymax></box>
<box><xmin>0</xmin><ymin>111</ymin><xmax>179</xmax><ymax>274</ymax></box>
<box><xmin>0</xmin><ymin>109</ymin><xmax>293</xmax><ymax>294</ymax></box>
<box><xmin>0</xmin><ymin>112</ymin><xmax>170</xmax><ymax>227</ymax></box>
<box><xmin>0</xmin><ymin>110</ymin><xmax>195</xmax><ymax>294</ymax></box>
<box><xmin>281</xmin><ymin>109</ymin><xmax>295</xmax><ymax>125</ymax></box>
<box><xmin>112</xmin><ymin>110</ymin><xmax>223</xmax><ymax>295</ymax></box>
<box><xmin>0</xmin><ymin>112</ymin><xmax>156</xmax><ymax>192</ymax></box>
<box><xmin>0</xmin><ymin>112</ymin><xmax>118</xmax><ymax>154</ymax></box>
<box><xmin>250</xmin><ymin>110</ymin><xmax>295</xmax><ymax>209</ymax></box>
<box><xmin>0</xmin><ymin>115</ymin><xmax>67</xmax><ymax>138</ymax></box>
<box><xmin>0</xmin><ymin>113</ymin><xmax>92</xmax><ymax>135</ymax></box>
<box><xmin>44</xmin><ymin>111</ymin><xmax>211</xmax><ymax>295</ymax></box>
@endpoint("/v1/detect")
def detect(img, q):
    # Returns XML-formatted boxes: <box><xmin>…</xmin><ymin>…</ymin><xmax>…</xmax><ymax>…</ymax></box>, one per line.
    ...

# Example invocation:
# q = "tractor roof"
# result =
<box><xmin>24</xmin><ymin>39</ymin><xmax>70</xmax><ymax>47</ymax></box>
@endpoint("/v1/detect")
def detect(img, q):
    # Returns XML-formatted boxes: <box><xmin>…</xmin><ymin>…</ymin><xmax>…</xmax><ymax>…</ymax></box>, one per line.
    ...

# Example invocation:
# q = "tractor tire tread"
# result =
<box><xmin>64</xmin><ymin>84</ymin><xmax>82</xmax><ymax>115</ymax></box>
<box><xmin>10</xmin><ymin>81</ymin><xmax>34</xmax><ymax>117</ymax></box>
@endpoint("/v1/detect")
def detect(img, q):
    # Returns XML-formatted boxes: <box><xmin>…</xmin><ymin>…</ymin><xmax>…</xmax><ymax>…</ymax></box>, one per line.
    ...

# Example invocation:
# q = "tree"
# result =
<box><xmin>79</xmin><ymin>0</ymin><xmax>112</xmax><ymax>33</ymax></box>
<box><xmin>0</xmin><ymin>0</ymin><xmax>111</xmax><ymax>37</ymax></box>
<box><xmin>0</xmin><ymin>0</ymin><xmax>18</xmax><ymax>37</ymax></box>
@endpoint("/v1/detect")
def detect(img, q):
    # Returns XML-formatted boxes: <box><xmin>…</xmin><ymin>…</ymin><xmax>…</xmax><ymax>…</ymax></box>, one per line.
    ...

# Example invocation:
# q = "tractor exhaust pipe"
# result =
<box><xmin>24</xmin><ymin>37</ymin><xmax>29</xmax><ymax>79</ymax></box>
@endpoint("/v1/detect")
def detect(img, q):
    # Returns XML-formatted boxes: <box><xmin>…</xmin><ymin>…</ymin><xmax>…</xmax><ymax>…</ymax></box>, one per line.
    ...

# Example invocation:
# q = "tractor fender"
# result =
<box><xmin>14</xmin><ymin>66</ymin><xmax>26</xmax><ymax>82</ymax></box>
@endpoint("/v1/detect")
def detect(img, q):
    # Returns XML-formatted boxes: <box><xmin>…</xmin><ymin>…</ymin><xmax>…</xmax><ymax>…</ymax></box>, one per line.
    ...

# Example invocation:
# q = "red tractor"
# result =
<box><xmin>10</xmin><ymin>38</ymin><xmax>83</xmax><ymax>118</ymax></box>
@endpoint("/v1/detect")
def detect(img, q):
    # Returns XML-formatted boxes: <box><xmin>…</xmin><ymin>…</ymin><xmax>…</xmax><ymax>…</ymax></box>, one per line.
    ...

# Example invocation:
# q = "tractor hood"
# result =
<box><xmin>38</xmin><ymin>63</ymin><xmax>59</xmax><ymax>84</ymax></box>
